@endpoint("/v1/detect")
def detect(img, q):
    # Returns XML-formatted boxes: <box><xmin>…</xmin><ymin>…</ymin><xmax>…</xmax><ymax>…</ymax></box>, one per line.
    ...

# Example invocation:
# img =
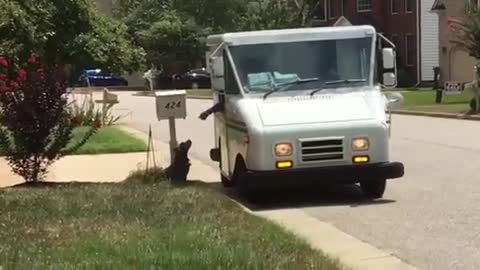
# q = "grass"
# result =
<box><xmin>399</xmin><ymin>89</ymin><xmax>473</xmax><ymax>113</ymax></box>
<box><xmin>68</xmin><ymin>126</ymin><xmax>147</xmax><ymax>155</ymax></box>
<box><xmin>0</xmin><ymin>173</ymin><xmax>342</xmax><ymax>270</ymax></box>
<box><xmin>0</xmin><ymin>126</ymin><xmax>147</xmax><ymax>156</ymax></box>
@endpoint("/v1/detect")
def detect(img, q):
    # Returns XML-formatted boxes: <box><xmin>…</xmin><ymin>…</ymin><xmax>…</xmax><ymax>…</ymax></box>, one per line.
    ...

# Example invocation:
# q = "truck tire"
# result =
<box><xmin>218</xmin><ymin>147</ymin><xmax>234</xmax><ymax>188</ymax></box>
<box><xmin>233</xmin><ymin>159</ymin><xmax>259</xmax><ymax>202</ymax></box>
<box><xmin>360</xmin><ymin>179</ymin><xmax>386</xmax><ymax>199</ymax></box>
<box><xmin>220</xmin><ymin>171</ymin><xmax>234</xmax><ymax>187</ymax></box>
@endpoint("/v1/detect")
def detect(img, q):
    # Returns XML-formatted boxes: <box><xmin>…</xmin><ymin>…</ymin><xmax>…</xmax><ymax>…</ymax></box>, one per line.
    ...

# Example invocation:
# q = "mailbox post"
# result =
<box><xmin>95</xmin><ymin>88</ymin><xmax>119</xmax><ymax>125</ymax></box>
<box><xmin>155</xmin><ymin>90</ymin><xmax>187</xmax><ymax>162</ymax></box>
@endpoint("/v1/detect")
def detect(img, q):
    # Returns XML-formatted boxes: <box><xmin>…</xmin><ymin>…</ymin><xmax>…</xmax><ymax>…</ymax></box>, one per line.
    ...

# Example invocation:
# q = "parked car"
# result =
<box><xmin>77</xmin><ymin>69</ymin><xmax>128</xmax><ymax>87</ymax></box>
<box><xmin>173</xmin><ymin>68</ymin><xmax>211</xmax><ymax>89</ymax></box>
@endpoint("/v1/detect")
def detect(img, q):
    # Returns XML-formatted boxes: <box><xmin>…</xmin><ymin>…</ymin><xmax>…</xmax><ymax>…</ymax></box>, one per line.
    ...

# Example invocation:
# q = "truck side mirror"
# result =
<box><xmin>382</xmin><ymin>48</ymin><xmax>395</xmax><ymax>69</ymax></box>
<box><xmin>209</xmin><ymin>56</ymin><xmax>225</xmax><ymax>90</ymax></box>
<box><xmin>382</xmin><ymin>48</ymin><xmax>397</xmax><ymax>88</ymax></box>
<box><xmin>385</xmin><ymin>92</ymin><xmax>404</xmax><ymax>110</ymax></box>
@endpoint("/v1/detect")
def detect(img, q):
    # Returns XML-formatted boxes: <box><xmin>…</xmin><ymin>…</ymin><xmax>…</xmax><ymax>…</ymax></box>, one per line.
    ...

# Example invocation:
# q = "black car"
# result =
<box><xmin>173</xmin><ymin>68</ymin><xmax>211</xmax><ymax>89</ymax></box>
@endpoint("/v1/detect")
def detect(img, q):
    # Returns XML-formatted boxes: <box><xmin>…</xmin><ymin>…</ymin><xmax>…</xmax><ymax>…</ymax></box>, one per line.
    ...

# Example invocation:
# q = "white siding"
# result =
<box><xmin>421</xmin><ymin>0</ymin><xmax>440</xmax><ymax>81</ymax></box>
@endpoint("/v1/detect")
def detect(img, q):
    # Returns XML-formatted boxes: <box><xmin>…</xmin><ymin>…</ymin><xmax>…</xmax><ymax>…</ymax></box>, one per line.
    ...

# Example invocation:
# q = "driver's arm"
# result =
<box><xmin>199</xmin><ymin>102</ymin><xmax>224</xmax><ymax>120</ymax></box>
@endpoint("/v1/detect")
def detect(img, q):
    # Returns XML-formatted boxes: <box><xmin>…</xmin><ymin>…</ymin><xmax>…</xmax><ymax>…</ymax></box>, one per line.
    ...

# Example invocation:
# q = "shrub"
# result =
<box><xmin>0</xmin><ymin>55</ymin><xmax>100</xmax><ymax>183</ymax></box>
<box><xmin>69</xmin><ymin>92</ymin><xmax>122</xmax><ymax>126</ymax></box>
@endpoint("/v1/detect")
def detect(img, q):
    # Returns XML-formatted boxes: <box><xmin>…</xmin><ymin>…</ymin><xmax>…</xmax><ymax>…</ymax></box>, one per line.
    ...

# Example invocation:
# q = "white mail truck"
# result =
<box><xmin>205</xmin><ymin>25</ymin><xmax>404</xmax><ymax>199</ymax></box>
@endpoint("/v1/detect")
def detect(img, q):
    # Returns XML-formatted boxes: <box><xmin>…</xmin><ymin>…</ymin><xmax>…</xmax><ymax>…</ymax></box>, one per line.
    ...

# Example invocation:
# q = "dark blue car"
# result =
<box><xmin>77</xmin><ymin>69</ymin><xmax>128</xmax><ymax>87</ymax></box>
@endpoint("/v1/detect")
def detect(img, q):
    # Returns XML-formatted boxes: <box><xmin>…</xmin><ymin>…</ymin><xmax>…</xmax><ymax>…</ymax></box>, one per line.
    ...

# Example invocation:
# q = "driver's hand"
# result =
<box><xmin>199</xmin><ymin>112</ymin><xmax>208</xmax><ymax>120</ymax></box>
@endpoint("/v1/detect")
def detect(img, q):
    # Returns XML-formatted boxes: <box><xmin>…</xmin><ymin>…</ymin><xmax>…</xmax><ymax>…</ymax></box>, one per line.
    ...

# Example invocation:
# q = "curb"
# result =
<box><xmin>393</xmin><ymin>110</ymin><xmax>480</xmax><ymax>121</ymax></box>
<box><xmin>119</xmin><ymin>124</ymin><xmax>418</xmax><ymax>270</ymax></box>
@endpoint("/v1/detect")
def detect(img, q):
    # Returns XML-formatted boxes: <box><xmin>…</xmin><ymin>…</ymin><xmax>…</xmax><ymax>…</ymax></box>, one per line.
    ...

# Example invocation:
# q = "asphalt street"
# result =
<box><xmin>114</xmin><ymin>92</ymin><xmax>480</xmax><ymax>270</ymax></box>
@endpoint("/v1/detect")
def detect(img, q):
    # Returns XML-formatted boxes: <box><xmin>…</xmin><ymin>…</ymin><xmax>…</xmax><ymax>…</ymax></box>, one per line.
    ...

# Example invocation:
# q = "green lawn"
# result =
<box><xmin>396</xmin><ymin>89</ymin><xmax>473</xmax><ymax>113</ymax></box>
<box><xmin>0</xmin><ymin>127</ymin><xmax>147</xmax><ymax>156</ymax></box>
<box><xmin>68</xmin><ymin>126</ymin><xmax>147</xmax><ymax>155</ymax></box>
<box><xmin>0</xmin><ymin>173</ymin><xmax>342</xmax><ymax>269</ymax></box>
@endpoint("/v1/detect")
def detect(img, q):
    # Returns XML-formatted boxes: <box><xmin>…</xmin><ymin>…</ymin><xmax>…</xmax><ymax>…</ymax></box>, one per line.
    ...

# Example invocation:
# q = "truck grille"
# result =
<box><xmin>300</xmin><ymin>138</ymin><xmax>344</xmax><ymax>162</ymax></box>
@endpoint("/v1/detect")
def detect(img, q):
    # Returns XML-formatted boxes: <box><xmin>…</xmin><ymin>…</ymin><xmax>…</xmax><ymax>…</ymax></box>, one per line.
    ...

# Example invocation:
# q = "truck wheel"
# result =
<box><xmin>233</xmin><ymin>161</ymin><xmax>263</xmax><ymax>203</ymax></box>
<box><xmin>221</xmin><ymin>174</ymin><xmax>234</xmax><ymax>188</ymax></box>
<box><xmin>360</xmin><ymin>179</ymin><xmax>386</xmax><ymax>199</ymax></box>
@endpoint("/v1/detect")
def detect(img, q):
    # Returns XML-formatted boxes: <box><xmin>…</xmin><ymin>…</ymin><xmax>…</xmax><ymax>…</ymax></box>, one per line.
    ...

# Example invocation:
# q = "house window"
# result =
<box><xmin>313</xmin><ymin>0</ymin><xmax>327</xmax><ymax>21</ymax></box>
<box><xmin>328</xmin><ymin>0</ymin><xmax>337</xmax><ymax>19</ymax></box>
<box><xmin>357</xmin><ymin>0</ymin><xmax>372</xmax><ymax>12</ymax></box>
<box><xmin>405</xmin><ymin>0</ymin><xmax>413</xmax><ymax>13</ymax></box>
<box><xmin>391</xmin><ymin>0</ymin><xmax>400</xmax><ymax>14</ymax></box>
<box><xmin>405</xmin><ymin>34</ymin><xmax>416</xmax><ymax>66</ymax></box>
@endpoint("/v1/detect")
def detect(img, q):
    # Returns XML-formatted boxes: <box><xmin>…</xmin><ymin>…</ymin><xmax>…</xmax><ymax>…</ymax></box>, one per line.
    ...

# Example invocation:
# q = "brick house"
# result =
<box><xmin>431</xmin><ymin>0</ymin><xmax>478</xmax><ymax>85</ymax></box>
<box><xmin>310</xmin><ymin>0</ymin><xmax>439</xmax><ymax>87</ymax></box>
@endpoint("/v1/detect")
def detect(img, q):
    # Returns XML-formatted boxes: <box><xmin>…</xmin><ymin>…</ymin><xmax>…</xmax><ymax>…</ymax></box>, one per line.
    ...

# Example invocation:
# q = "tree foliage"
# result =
<box><xmin>453</xmin><ymin>4</ymin><xmax>480</xmax><ymax>60</ymax></box>
<box><xmin>0</xmin><ymin>55</ymin><xmax>99</xmax><ymax>183</ymax></box>
<box><xmin>117</xmin><ymin>0</ymin><xmax>318</xmax><ymax>75</ymax></box>
<box><xmin>0</xmin><ymin>0</ymin><xmax>145</xmax><ymax>81</ymax></box>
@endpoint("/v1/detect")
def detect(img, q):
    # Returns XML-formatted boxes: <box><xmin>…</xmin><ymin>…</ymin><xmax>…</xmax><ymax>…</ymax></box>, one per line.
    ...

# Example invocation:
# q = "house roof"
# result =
<box><xmin>333</xmin><ymin>16</ymin><xmax>352</xmax><ymax>26</ymax></box>
<box><xmin>347</xmin><ymin>14</ymin><xmax>384</xmax><ymax>32</ymax></box>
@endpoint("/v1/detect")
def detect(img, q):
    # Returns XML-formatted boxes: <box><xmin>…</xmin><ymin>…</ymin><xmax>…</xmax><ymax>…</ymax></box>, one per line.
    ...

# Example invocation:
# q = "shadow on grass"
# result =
<box><xmin>8</xmin><ymin>181</ymin><xmax>114</xmax><ymax>189</ymax></box>
<box><xmin>4</xmin><ymin>175</ymin><xmax>395</xmax><ymax>213</ymax></box>
<box><xmin>185</xmin><ymin>179</ymin><xmax>395</xmax><ymax>212</ymax></box>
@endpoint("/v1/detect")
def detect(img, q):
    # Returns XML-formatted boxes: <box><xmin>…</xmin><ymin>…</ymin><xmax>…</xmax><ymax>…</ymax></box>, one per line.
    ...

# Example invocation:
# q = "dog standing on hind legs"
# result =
<box><xmin>165</xmin><ymin>140</ymin><xmax>192</xmax><ymax>183</ymax></box>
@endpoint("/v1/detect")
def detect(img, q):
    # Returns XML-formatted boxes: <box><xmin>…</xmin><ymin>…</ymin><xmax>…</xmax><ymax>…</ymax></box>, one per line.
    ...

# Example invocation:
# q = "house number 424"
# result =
<box><xmin>164</xmin><ymin>101</ymin><xmax>182</xmax><ymax>109</ymax></box>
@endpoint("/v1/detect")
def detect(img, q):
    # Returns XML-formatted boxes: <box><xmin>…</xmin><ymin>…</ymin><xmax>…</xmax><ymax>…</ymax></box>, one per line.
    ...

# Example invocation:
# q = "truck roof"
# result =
<box><xmin>206</xmin><ymin>25</ymin><xmax>376</xmax><ymax>47</ymax></box>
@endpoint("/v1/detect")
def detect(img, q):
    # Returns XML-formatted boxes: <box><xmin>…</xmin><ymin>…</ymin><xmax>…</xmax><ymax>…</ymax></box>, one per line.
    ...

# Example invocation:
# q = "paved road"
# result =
<box><xmin>115</xmin><ymin>92</ymin><xmax>480</xmax><ymax>270</ymax></box>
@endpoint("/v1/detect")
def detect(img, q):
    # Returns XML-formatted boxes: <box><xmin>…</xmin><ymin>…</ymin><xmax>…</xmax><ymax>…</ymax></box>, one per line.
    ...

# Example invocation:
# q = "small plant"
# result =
<box><xmin>0</xmin><ymin>55</ymin><xmax>100</xmax><ymax>183</ymax></box>
<box><xmin>69</xmin><ymin>92</ymin><xmax>123</xmax><ymax>126</ymax></box>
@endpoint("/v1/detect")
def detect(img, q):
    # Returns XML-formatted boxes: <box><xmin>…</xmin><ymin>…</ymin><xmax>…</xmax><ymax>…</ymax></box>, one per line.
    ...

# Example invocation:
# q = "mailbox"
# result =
<box><xmin>155</xmin><ymin>90</ymin><xmax>187</xmax><ymax>120</ymax></box>
<box><xmin>95</xmin><ymin>88</ymin><xmax>119</xmax><ymax>105</ymax></box>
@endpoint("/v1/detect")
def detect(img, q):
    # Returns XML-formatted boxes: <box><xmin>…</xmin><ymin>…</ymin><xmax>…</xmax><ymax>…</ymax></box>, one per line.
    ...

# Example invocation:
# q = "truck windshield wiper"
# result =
<box><xmin>309</xmin><ymin>87</ymin><xmax>327</xmax><ymax>97</ymax></box>
<box><xmin>263</xmin><ymin>78</ymin><xmax>319</xmax><ymax>99</ymax></box>
<box><xmin>324</xmin><ymin>78</ymin><xmax>367</xmax><ymax>85</ymax></box>
<box><xmin>310</xmin><ymin>79</ymin><xmax>367</xmax><ymax>97</ymax></box>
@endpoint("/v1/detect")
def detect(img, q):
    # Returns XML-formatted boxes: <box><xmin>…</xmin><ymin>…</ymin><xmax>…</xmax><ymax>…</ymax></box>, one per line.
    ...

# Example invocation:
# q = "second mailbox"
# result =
<box><xmin>155</xmin><ymin>90</ymin><xmax>187</xmax><ymax>120</ymax></box>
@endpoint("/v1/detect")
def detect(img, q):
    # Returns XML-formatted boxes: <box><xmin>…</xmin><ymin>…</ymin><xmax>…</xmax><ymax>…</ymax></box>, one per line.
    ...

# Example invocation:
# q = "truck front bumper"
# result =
<box><xmin>243</xmin><ymin>162</ymin><xmax>404</xmax><ymax>189</ymax></box>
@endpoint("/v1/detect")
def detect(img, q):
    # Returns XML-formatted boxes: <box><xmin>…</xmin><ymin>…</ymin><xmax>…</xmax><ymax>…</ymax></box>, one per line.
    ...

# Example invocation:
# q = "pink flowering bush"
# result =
<box><xmin>0</xmin><ymin>55</ymin><xmax>100</xmax><ymax>183</ymax></box>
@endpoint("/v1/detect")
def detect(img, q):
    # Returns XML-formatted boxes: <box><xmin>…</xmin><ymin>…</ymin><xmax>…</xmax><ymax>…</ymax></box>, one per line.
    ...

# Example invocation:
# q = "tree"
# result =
<box><xmin>237</xmin><ymin>0</ymin><xmax>317</xmax><ymax>30</ymax></box>
<box><xmin>0</xmin><ymin>0</ymin><xmax>145</xmax><ymax>83</ymax></box>
<box><xmin>117</xmin><ymin>0</ymin><xmax>319</xmax><ymax>82</ymax></box>
<box><xmin>453</xmin><ymin>4</ymin><xmax>480</xmax><ymax>111</ymax></box>
<box><xmin>453</xmin><ymin>5</ymin><xmax>480</xmax><ymax>58</ymax></box>
<box><xmin>135</xmin><ymin>10</ymin><xmax>211</xmax><ymax>72</ymax></box>
<box><xmin>0</xmin><ymin>55</ymin><xmax>99</xmax><ymax>183</ymax></box>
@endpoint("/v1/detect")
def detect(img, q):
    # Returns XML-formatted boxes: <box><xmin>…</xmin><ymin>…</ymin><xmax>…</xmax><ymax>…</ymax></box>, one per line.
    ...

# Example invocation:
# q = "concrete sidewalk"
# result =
<box><xmin>0</xmin><ymin>153</ymin><xmax>155</xmax><ymax>188</ymax></box>
<box><xmin>0</xmin><ymin>127</ymin><xmax>218</xmax><ymax>188</ymax></box>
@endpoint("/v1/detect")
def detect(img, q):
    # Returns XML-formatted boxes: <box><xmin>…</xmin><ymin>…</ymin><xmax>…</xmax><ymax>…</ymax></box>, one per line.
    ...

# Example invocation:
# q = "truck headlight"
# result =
<box><xmin>352</xmin><ymin>138</ymin><xmax>369</xmax><ymax>151</ymax></box>
<box><xmin>275</xmin><ymin>143</ymin><xmax>293</xmax><ymax>156</ymax></box>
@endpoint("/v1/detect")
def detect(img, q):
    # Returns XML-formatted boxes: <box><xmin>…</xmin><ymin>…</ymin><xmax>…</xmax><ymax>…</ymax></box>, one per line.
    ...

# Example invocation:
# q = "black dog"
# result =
<box><xmin>165</xmin><ymin>140</ymin><xmax>192</xmax><ymax>183</ymax></box>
